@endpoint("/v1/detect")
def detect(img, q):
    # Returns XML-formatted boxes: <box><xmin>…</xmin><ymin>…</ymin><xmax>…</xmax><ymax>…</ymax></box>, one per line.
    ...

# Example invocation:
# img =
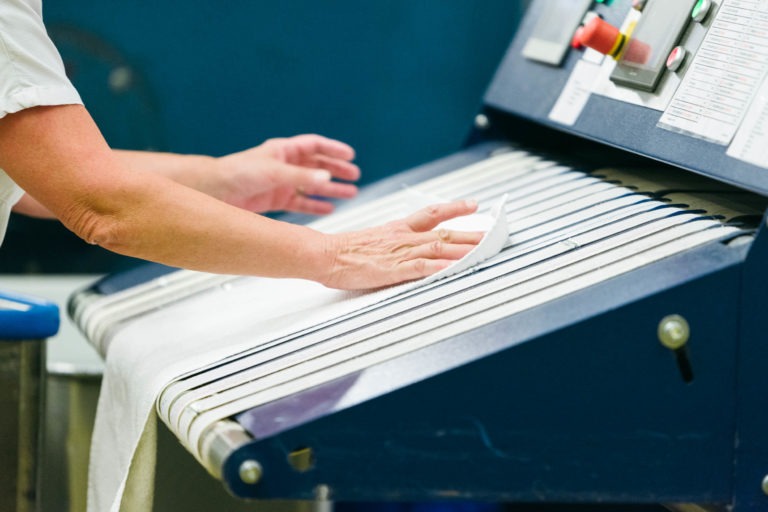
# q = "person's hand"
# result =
<box><xmin>213</xmin><ymin>134</ymin><xmax>360</xmax><ymax>214</ymax></box>
<box><xmin>318</xmin><ymin>199</ymin><xmax>484</xmax><ymax>290</ymax></box>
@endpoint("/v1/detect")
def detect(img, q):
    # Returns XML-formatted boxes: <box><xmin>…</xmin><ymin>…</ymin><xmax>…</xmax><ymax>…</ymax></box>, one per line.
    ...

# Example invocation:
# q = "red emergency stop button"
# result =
<box><xmin>572</xmin><ymin>26</ymin><xmax>585</xmax><ymax>49</ymax></box>
<box><xmin>579</xmin><ymin>17</ymin><xmax>626</xmax><ymax>58</ymax></box>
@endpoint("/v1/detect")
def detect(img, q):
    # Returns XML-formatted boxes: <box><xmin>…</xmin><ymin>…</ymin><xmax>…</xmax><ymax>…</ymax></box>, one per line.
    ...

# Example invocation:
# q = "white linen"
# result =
<box><xmin>0</xmin><ymin>171</ymin><xmax>25</xmax><ymax>244</ymax></box>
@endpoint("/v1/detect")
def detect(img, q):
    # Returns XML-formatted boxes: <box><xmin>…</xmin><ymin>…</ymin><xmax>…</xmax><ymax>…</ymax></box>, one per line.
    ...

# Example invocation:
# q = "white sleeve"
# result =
<box><xmin>0</xmin><ymin>0</ymin><xmax>83</xmax><ymax>118</ymax></box>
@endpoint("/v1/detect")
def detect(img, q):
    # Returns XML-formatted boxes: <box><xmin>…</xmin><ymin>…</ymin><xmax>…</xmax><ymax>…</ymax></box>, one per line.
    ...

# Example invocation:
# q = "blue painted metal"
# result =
<box><xmin>732</xmin><ymin>212</ymin><xmax>768</xmax><ymax>511</ymax></box>
<box><xmin>0</xmin><ymin>289</ymin><xmax>60</xmax><ymax>340</ymax></box>
<box><xmin>222</xmin><ymin>146</ymin><xmax>752</xmax><ymax>506</ymax></box>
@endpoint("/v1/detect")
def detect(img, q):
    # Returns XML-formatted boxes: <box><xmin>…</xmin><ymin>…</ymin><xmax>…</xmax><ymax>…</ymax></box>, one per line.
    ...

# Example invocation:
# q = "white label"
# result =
<box><xmin>549</xmin><ymin>59</ymin><xmax>602</xmax><ymax>126</ymax></box>
<box><xmin>727</xmin><ymin>77</ymin><xmax>768</xmax><ymax>168</ymax></box>
<box><xmin>658</xmin><ymin>0</ymin><xmax>768</xmax><ymax>144</ymax></box>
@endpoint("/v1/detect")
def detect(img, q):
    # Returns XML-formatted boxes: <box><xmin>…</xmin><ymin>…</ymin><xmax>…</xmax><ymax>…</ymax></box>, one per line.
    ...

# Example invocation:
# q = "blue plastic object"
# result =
<box><xmin>0</xmin><ymin>289</ymin><xmax>60</xmax><ymax>340</ymax></box>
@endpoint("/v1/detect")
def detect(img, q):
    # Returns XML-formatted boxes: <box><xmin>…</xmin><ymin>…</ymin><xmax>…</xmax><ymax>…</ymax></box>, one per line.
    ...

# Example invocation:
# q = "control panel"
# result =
<box><xmin>483</xmin><ymin>0</ymin><xmax>768</xmax><ymax>197</ymax></box>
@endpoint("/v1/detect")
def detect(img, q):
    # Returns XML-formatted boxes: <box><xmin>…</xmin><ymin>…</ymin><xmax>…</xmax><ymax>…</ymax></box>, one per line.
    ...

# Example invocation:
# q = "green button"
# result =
<box><xmin>692</xmin><ymin>0</ymin><xmax>705</xmax><ymax>18</ymax></box>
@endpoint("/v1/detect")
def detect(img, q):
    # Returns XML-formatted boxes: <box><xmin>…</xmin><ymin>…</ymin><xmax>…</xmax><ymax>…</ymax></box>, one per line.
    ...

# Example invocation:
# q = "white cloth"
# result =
<box><xmin>0</xmin><ymin>0</ymin><xmax>83</xmax><ymax>243</ymax></box>
<box><xmin>87</xmin><ymin>196</ymin><xmax>510</xmax><ymax>512</ymax></box>
<box><xmin>0</xmin><ymin>172</ymin><xmax>25</xmax><ymax>244</ymax></box>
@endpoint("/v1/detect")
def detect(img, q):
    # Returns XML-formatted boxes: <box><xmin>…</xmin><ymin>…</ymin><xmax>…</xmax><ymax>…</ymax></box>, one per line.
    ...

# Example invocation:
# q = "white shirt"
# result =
<box><xmin>0</xmin><ymin>0</ymin><xmax>83</xmax><ymax>243</ymax></box>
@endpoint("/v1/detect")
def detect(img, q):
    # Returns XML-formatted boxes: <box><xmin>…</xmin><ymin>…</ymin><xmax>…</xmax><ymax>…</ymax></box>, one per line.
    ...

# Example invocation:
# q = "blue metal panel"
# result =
<box><xmin>732</xmin><ymin>213</ymin><xmax>768</xmax><ymax>511</ymax></box>
<box><xmin>224</xmin><ymin>246</ymin><xmax>744</xmax><ymax>503</ymax></box>
<box><xmin>0</xmin><ymin>289</ymin><xmax>59</xmax><ymax>340</ymax></box>
<box><xmin>220</xmin><ymin>147</ymin><xmax>750</xmax><ymax>505</ymax></box>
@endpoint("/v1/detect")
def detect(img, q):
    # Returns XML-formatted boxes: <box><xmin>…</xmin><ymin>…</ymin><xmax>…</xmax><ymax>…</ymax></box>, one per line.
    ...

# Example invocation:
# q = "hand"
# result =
<box><xmin>213</xmin><ymin>134</ymin><xmax>360</xmax><ymax>214</ymax></box>
<box><xmin>319</xmin><ymin>200</ymin><xmax>484</xmax><ymax>290</ymax></box>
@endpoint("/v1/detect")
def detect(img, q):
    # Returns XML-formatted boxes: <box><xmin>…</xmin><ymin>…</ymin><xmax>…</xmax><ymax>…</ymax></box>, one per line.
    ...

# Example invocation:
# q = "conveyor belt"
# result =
<box><xmin>71</xmin><ymin>148</ymin><xmax>757</xmax><ymax>476</ymax></box>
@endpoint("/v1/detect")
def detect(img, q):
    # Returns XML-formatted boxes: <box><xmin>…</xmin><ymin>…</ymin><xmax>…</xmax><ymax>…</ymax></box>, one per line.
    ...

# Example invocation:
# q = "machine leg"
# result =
<box><xmin>0</xmin><ymin>340</ymin><xmax>45</xmax><ymax>512</ymax></box>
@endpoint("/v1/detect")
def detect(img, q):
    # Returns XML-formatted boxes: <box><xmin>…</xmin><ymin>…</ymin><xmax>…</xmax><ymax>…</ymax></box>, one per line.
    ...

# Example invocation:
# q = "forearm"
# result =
<box><xmin>113</xmin><ymin>149</ymin><xmax>217</xmax><ymax>192</ymax></box>
<box><xmin>12</xmin><ymin>194</ymin><xmax>55</xmax><ymax>218</ymax></box>
<box><xmin>0</xmin><ymin>105</ymin><xmax>329</xmax><ymax>281</ymax></box>
<box><xmin>11</xmin><ymin>150</ymin><xmax>213</xmax><ymax>220</ymax></box>
<box><xmin>88</xmin><ymin>171</ymin><xmax>327</xmax><ymax>279</ymax></box>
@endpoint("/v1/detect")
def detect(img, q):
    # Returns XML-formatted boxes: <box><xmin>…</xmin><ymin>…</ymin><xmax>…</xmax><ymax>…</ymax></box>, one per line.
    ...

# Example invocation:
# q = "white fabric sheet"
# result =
<box><xmin>87</xmin><ymin>196</ymin><xmax>510</xmax><ymax>512</ymax></box>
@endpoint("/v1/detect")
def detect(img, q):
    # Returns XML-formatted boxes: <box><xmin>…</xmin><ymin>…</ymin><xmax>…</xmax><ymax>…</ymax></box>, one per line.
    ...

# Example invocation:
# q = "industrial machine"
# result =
<box><xmin>70</xmin><ymin>0</ymin><xmax>768</xmax><ymax>510</ymax></box>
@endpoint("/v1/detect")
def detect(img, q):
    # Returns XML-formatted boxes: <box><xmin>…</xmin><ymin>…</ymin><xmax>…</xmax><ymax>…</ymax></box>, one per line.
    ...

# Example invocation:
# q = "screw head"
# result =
<box><xmin>238</xmin><ymin>459</ymin><xmax>262</xmax><ymax>485</ymax></box>
<box><xmin>474</xmin><ymin>113</ymin><xmax>490</xmax><ymax>130</ymax></box>
<box><xmin>658</xmin><ymin>314</ymin><xmax>690</xmax><ymax>350</ymax></box>
<box><xmin>315</xmin><ymin>484</ymin><xmax>331</xmax><ymax>501</ymax></box>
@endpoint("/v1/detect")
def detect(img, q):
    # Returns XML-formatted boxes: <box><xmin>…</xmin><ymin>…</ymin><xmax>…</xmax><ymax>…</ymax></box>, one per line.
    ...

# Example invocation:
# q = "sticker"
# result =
<box><xmin>549</xmin><ymin>59</ymin><xmax>602</xmax><ymax>126</ymax></box>
<box><xmin>658</xmin><ymin>0</ymin><xmax>768</xmax><ymax>144</ymax></box>
<box><xmin>727</xmin><ymin>77</ymin><xmax>768</xmax><ymax>168</ymax></box>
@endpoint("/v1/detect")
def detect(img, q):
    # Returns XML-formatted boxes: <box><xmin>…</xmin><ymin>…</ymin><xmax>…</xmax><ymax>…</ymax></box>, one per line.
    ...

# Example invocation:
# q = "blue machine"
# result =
<box><xmin>70</xmin><ymin>1</ymin><xmax>768</xmax><ymax>511</ymax></box>
<box><xmin>0</xmin><ymin>289</ymin><xmax>59</xmax><ymax>512</ymax></box>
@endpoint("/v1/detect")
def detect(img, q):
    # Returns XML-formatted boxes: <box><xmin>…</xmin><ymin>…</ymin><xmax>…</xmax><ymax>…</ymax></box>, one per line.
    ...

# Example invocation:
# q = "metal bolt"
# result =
<box><xmin>315</xmin><ymin>484</ymin><xmax>331</xmax><ymax>501</ymax></box>
<box><xmin>238</xmin><ymin>459</ymin><xmax>263</xmax><ymax>485</ymax></box>
<box><xmin>762</xmin><ymin>474</ymin><xmax>768</xmax><ymax>496</ymax></box>
<box><xmin>474</xmin><ymin>113</ymin><xmax>490</xmax><ymax>130</ymax></box>
<box><xmin>658</xmin><ymin>314</ymin><xmax>690</xmax><ymax>351</ymax></box>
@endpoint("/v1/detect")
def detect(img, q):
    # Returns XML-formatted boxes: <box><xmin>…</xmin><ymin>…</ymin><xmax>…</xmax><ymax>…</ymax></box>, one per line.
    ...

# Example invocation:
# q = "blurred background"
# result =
<box><xmin>1</xmin><ymin>0</ymin><xmax>528</xmax><ymax>275</ymax></box>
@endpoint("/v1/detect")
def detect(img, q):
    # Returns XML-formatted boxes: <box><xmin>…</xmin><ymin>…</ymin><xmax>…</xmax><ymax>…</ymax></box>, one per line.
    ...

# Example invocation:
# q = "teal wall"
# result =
<box><xmin>2</xmin><ymin>1</ymin><xmax>527</xmax><ymax>272</ymax></box>
<box><xmin>45</xmin><ymin>0</ymin><xmax>525</xmax><ymax>182</ymax></box>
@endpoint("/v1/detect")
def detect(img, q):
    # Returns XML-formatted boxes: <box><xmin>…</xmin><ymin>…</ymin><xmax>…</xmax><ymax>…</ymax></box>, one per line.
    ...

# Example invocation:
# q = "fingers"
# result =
<box><xmin>404</xmin><ymin>199</ymin><xmax>479</xmax><ymax>232</ymax></box>
<box><xmin>314</xmin><ymin>154</ymin><xmax>361</xmax><ymax>181</ymax></box>
<box><xmin>288</xmin><ymin>134</ymin><xmax>356</xmax><ymax>160</ymax></box>
<box><xmin>395</xmin><ymin>258</ymin><xmax>455</xmax><ymax>283</ymax></box>
<box><xmin>392</xmin><ymin>232</ymin><xmax>481</xmax><ymax>278</ymax></box>
<box><xmin>285</xmin><ymin>178</ymin><xmax>360</xmax><ymax>214</ymax></box>
<box><xmin>283</xmin><ymin>135</ymin><xmax>361</xmax><ymax>181</ymax></box>
<box><xmin>288</xmin><ymin>195</ymin><xmax>336</xmax><ymax>215</ymax></box>
<box><xmin>406</xmin><ymin>241</ymin><xmax>478</xmax><ymax>261</ymax></box>
<box><xmin>310</xmin><ymin>177</ymin><xmax>358</xmax><ymax>200</ymax></box>
<box><xmin>272</xmin><ymin>162</ymin><xmax>358</xmax><ymax>199</ymax></box>
<box><xmin>395</xmin><ymin>228</ymin><xmax>484</xmax><ymax>247</ymax></box>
